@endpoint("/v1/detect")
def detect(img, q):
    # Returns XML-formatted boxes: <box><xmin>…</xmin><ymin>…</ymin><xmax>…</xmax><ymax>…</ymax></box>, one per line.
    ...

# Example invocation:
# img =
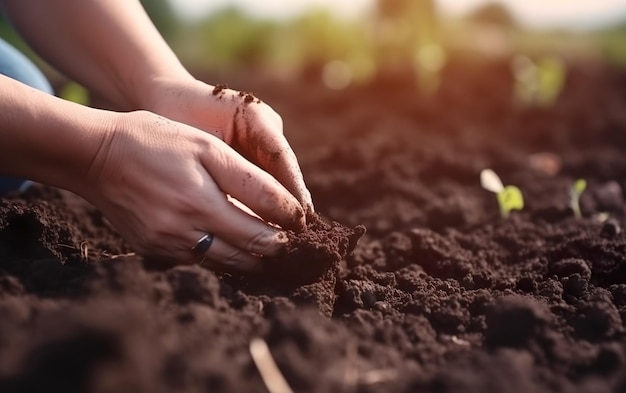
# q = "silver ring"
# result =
<box><xmin>192</xmin><ymin>233</ymin><xmax>214</xmax><ymax>255</ymax></box>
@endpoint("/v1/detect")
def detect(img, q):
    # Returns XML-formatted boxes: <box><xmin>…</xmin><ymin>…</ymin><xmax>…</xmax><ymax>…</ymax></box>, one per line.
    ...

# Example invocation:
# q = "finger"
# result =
<box><xmin>192</xmin><ymin>178</ymin><xmax>290</xmax><ymax>256</ymax></box>
<box><xmin>200</xmin><ymin>138</ymin><xmax>305</xmax><ymax>231</ymax></box>
<box><xmin>255</xmin><ymin>139</ymin><xmax>314</xmax><ymax>213</ymax></box>
<box><xmin>233</xmin><ymin>112</ymin><xmax>314</xmax><ymax>213</ymax></box>
<box><xmin>194</xmin><ymin>233</ymin><xmax>262</xmax><ymax>272</ymax></box>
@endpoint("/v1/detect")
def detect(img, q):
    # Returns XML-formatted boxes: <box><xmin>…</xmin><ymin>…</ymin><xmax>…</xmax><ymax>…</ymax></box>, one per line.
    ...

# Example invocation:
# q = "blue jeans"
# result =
<box><xmin>0</xmin><ymin>38</ymin><xmax>53</xmax><ymax>194</ymax></box>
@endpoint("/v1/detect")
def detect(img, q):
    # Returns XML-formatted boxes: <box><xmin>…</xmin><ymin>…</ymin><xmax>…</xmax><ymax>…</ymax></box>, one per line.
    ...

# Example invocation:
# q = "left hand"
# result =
<box><xmin>143</xmin><ymin>78</ymin><xmax>314</xmax><ymax>217</ymax></box>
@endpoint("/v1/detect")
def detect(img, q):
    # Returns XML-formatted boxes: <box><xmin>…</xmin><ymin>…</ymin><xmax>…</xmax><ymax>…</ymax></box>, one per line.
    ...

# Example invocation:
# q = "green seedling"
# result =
<box><xmin>569</xmin><ymin>178</ymin><xmax>587</xmax><ymax>218</ymax></box>
<box><xmin>480</xmin><ymin>168</ymin><xmax>524</xmax><ymax>218</ymax></box>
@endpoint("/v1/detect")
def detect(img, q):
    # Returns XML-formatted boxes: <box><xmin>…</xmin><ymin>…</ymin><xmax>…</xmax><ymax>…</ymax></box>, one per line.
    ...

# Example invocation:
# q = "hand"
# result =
<box><xmin>80</xmin><ymin>110</ymin><xmax>305</xmax><ymax>271</ymax></box>
<box><xmin>143</xmin><ymin>78</ymin><xmax>314</xmax><ymax>214</ymax></box>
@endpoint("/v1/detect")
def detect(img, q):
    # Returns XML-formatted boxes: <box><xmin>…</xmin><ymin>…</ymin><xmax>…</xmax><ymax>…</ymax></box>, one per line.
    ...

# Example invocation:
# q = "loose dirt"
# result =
<box><xmin>1</xmin><ymin>57</ymin><xmax>625</xmax><ymax>392</ymax></box>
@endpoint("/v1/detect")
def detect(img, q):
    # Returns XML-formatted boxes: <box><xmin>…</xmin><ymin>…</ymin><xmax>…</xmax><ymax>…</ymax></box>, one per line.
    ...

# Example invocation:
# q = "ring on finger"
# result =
<box><xmin>192</xmin><ymin>233</ymin><xmax>214</xmax><ymax>256</ymax></box>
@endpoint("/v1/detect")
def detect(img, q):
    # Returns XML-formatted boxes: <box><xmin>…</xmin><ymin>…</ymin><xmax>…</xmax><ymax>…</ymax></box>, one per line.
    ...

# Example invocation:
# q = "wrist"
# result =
<box><xmin>39</xmin><ymin>107</ymin><xmax>119</xmax><ymax>196</ymax></box>
<box><xmin>143</xmin><ymin>79</ymin><xmax>241</xmax><ymax>134</ymax></box>
<box><xmin>135</xmin><ymin>72</ymin><xmax>197</xmax><ymax>111</ymax></box>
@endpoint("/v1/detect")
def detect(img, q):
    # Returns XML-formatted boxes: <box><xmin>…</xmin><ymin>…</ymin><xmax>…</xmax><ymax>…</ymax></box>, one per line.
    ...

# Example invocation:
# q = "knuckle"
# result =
<box><xmin>220</xmin><ymin>248</ymin><xmax>246</xmax><ymax>267</ymax></box>
<box><xmin>245</xmin><ymin>230</ymin><xmax>274</xmax><ymax>255</ymax></box>
<box><xmin>148</xmin><ymin>212</ymin><xmax>179</xmax><ymax>241</ymax></box>
<box><xmin>257</xmin><ymin>186</ymin><xmax>283</xmax><ymax>215</ymax></box>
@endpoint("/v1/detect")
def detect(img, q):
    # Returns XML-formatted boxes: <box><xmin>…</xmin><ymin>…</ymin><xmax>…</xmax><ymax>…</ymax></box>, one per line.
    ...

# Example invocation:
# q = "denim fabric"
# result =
<box><xmin>0</xmin><ymin>37</ymin><xmax>53</xmax><ymax>194</ymax></box>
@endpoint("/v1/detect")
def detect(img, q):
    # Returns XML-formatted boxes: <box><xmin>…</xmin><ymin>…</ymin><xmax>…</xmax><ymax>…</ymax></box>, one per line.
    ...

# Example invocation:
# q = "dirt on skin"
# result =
<box><xmin>1</xmin><ymin>57</ymin><xmax>626</xmax><ymax>393</ymax></box>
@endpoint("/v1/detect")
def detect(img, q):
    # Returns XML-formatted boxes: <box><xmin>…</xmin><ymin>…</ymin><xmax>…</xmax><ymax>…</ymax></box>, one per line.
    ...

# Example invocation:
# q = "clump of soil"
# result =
<box><xmin>211</xmin><ymin>83</ymin><xmax>228</xmax><ymax>95</ymax></box>
<box><xmin>238</xmin><ymin>90</ymin><xmax>261</xmax><ymax>104</ymax></box>
<box><xmin>264</xmin><ymin>213</ymin><xmax>366</xmax><ymax>285</ymax></box>
<box><xmin>226</xmin><ymin>213</ymin><xmax>366</xmax><ymax>316</ymax></box>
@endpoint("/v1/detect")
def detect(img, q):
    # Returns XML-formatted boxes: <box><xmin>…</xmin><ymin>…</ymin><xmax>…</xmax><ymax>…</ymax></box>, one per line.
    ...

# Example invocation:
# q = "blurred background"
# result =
<box><xmin>1</xmin><ymin>0</ymin><xmax>626</xmax><ymax>96</ymax></box>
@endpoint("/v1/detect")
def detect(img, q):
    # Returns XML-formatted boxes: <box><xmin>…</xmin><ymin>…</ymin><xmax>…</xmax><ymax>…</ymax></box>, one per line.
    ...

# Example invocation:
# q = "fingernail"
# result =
<box><xmin>280</xmin><ymin>193</ymin><xmax>306</xmax><ymax>232</ymax></box>
<box><xmin>304</xmin><ymin>189</ymin><xmax>314</xmax><ymax>211</ymax></box>
<box><xmin>291</xmin><ymin>204</ymin><xmax>306</xmax><ymax>232</ymax></box>
<box><xmin>304</xmin><ymin>203</ymin><xmax>315</xmax><ymax>224</ymax></box>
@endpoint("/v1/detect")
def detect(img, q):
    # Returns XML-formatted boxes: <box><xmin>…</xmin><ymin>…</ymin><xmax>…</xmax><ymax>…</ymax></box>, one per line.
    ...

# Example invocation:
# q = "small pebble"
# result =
<box><xmin>601</xmin><ymin>219</ymin><xmax>621</xmax><ymax>238</ymax></box>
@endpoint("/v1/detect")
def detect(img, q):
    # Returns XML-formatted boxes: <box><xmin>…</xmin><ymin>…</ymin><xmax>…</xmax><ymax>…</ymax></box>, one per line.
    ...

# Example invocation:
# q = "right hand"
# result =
<box><xmin>78</xmin><ymin>110</ymin><xmax>305</xmax><ymax>271</ymax></box>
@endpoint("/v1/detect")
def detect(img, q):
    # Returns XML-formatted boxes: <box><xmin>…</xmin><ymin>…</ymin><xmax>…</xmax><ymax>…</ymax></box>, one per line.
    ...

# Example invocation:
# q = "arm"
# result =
<box><xmin>1</xmin><ymin>0</ymin><xmax>191</xmax><ymax>110</ymax></box>
<box><xmin>0</xmin><ymin>74</ymin><xmax>112</xmax><ymax>191</ymax></box>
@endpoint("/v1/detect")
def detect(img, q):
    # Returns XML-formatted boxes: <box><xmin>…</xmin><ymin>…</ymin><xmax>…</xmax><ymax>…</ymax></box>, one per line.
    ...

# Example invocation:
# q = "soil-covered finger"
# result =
<box><xmin>200</xmin><ymin>140</ymin><xmax>305</xmax><ymax>231</ymax></box>
<box><xmin>265</xmin><ymin>145</ymin><xmax>314</xmax><ymax>214</ymax></box>
<box><xmin>235</xmin><ymin>124</ymin><xmax>314</xmax><ymax>214</ymax></box>
<box><xmin>192</xmin><ymin>191</ymin><xmax>290</xmax><ymax>257</ymax></box>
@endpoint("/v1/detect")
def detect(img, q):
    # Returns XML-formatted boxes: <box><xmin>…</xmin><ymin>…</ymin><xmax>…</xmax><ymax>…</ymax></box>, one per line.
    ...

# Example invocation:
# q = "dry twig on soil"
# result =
<box><xmin>249</xmin><ymin>338</ymin><xmax>294</xmax><ymax>393</ymax></box>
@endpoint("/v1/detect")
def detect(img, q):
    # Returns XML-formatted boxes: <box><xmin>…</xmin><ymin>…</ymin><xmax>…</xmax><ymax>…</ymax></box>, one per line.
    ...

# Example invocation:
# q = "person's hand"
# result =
<box><xmin>142</xmin><ymin>78</ymin><xmax>314</xmax><ymax>214</ymax></box>
<box><xmin>78</xmin><ymin>110</ymin><xmax>305</xmax><ymax>271</ymax></box>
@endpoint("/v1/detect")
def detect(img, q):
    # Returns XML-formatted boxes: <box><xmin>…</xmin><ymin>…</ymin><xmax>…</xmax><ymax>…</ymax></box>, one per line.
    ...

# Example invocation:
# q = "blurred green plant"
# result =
<box><xmin>413</xmin><ymin>43</ymin><xmax>446</xmax><ymax>95</ymax></box>
<box><xmin>175</xmin><ymin>7</ymin><xmax>277</xmax><ymax>71</ymax></box>
<box><xmin>480</xmin><ymin>168</ymin><xmax>524</xmax><ymax>218</ymax></box>
<box><xmin>512</xmin><ymin>55</ymin><xmax>566</xmax><ymax>107</ymax></box>
<box><xmin>140</xmin><ymin>0</ymin><xmax>180</xmax><ymax>41</ymax></box>
<box><xmin>59</xmin><ymin>81</ymin><xmax>89</xmax><ymax>105</ymax></box>
<box><xmin>374</xmin><ymin>0</ymin><xmax>446</xmax><ymax>94</ymax></box>
<box><xmin>593</xmin><ymin>20</ymin><xmax>626</xmax><ymax>68</ymax></box>
<box><xmin>569</xmin><ymin>178</ymin><xmax>587</xmax><ymax>219</ymax></box>
<box><xmin>0</xmin><ymin>13</ymin><xmax>39</xmax><ymax>63</ymax></box>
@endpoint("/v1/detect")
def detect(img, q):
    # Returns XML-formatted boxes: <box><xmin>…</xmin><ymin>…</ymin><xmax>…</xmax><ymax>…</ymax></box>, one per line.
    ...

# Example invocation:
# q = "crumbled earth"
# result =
<box><xmin>1</xmin><ymin>57</ymin><xmax>626</xmax><ymax>392</ymax></box>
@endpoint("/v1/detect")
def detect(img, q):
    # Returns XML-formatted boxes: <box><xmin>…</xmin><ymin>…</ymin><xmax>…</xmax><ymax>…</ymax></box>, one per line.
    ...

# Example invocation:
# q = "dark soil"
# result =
<box><xmin>1</xmin><ymin>56</ymin><xmax>626</xmax><ymax>393</ymax></box>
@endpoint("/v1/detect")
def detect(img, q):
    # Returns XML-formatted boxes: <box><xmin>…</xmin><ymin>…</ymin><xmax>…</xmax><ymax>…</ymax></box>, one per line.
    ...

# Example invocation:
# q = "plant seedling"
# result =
<box><xmin>480</xmin><ymin>169</ymin><xmax>524</xmax><ymax>218</ymax></box>
<box><xmin>569</xmin><ymin>178</ymin><xmax>587</xmax><ymax>218</ymax></box>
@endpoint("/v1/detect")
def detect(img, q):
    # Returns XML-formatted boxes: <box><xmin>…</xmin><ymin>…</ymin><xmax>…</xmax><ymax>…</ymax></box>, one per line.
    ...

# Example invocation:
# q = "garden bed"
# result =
<box><xmin>1</xmin><ymin>57</ymin><xmax>625</xmax><ymax>392</ymax></box>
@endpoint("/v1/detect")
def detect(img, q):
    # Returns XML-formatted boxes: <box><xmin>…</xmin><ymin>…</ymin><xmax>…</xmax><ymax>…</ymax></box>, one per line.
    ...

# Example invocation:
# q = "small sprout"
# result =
<box><xmin>569</xmin><ymin>178</ymin><xmax>587</xmax><ymax>218</ymax></box>
<box><xmin>480</xmin><ymin>169</ymin><xmax>524</xmax><ymax>218</ymax></box>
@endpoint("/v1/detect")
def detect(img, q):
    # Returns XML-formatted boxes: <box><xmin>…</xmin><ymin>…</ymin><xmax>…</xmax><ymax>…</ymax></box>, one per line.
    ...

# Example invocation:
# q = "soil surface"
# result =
<box><xmin>1</xmin><ymin>57</ymin><xmax>626</xmax><ymax>393</ymax></box>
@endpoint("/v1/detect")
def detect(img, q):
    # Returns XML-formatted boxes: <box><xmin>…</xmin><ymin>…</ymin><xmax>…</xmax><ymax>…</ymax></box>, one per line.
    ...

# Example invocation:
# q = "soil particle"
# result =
<box><xmin>601</xmin><ymin>218</ymin><xmax>621</xmax><ymax>238</ymax></box>
<box><xmin>263</xmin><ymin>213</ymin><xmax>365</xmax><ymax>286</ymax></box>
<box><xmin>485</xmin><ymin>295</ymin><xmax>552</xmax><ymax>348</ymax></box>
<box><xmin>166</xmin><ymin>265</ymin><xmax>225</xmax><ymax>307</ymax></box>
<box><xmin>549</xmin><ymin>258</ymin><xmax>592</xmax><ymax>281</ymax></box>
<box><xmin>589</xmin><ymin>181</ymin><xmax>624</xmax><ymax>213</ymax></box>
<box><xmin>212</xmin><ymin>83</ymin><xmax>228</xmax><ymax>95</ymax></box>
<box><xmin>238</xmin><ymin>90</ymin><xmax>260</xmax><ymax>104</ymax></box>
<box><xmin>572</xmin><ymin>291</ymin><xmax>623</xmax><ymax>340</ymax></box>
<box><xmin>561</xmin><ymin>274</ymin><xmax>589</xmax><ymax>298</ymax></box>
<box><xmin>408</xmin><ymin>228</ymin><xmax>472</xmax><ymax>279</ymax></box>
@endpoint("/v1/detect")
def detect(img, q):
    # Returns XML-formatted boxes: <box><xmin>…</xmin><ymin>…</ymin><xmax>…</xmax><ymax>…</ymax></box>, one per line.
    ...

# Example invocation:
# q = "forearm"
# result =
<box><xmin>1</xmin><ymin>0</ymin><xmax>193</xmax><ymax>110</ymax></box>
<box><xmin>0</xmin><ymin>74</ymin><xmax>113</xmax><ymax>192</ymax></box>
